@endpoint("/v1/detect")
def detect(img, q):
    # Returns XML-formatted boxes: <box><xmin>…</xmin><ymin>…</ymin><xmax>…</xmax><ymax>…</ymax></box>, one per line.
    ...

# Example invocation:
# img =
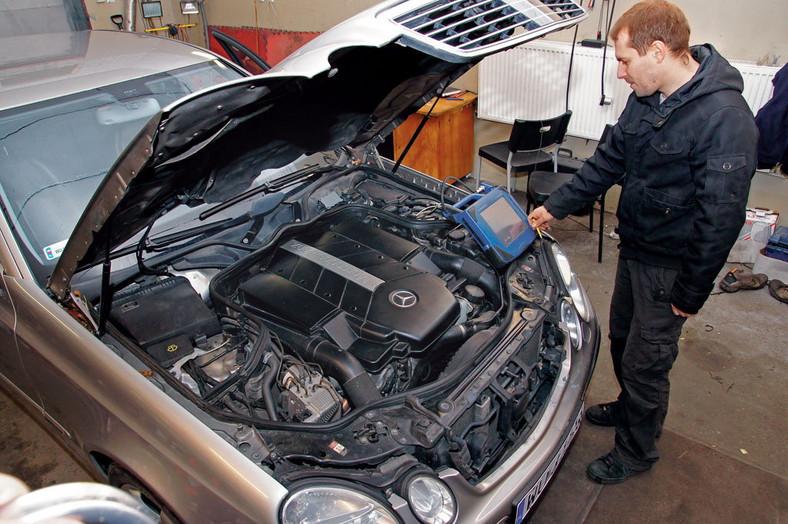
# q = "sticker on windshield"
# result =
<box><xmin>43</xmin><ymin>239</ymin><xmax>68</xmax><ymax>261</ymax></box>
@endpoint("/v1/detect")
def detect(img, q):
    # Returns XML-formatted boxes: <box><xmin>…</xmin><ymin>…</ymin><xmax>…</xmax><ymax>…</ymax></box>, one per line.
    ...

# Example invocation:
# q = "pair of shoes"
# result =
<box><xmin>587</xmin><ymin>453</ymin><xmax>650</xmax><ymax>484</ymax></box>
<box><xmin>769</xmin><ymin>279</ymin><xmax>788</xmax><ymax>304</ymax></box>
<box><xmin>718</xmin><ymin>268</ymin><xmax>768</xmax><ymax>292</ymax></box>
<box><xmin>586</xmin><ymin>401</ymin><xmax>619</xmax><ymax>427</ymax></box>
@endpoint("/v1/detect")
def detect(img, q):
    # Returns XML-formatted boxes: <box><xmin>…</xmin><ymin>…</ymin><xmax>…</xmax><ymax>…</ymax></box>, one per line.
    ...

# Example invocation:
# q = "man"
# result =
<box><xmin>528</xmin><ymin>0</ymin><xmax>758</xmax><ymax>484</ymax></box>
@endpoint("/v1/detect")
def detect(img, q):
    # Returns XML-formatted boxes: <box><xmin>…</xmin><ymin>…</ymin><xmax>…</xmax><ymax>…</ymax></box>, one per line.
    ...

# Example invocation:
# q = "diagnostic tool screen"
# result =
<box><xmin>480</xmin><ymin>197</ymin><xmax>527</xmax><ymax>247</ymax></box>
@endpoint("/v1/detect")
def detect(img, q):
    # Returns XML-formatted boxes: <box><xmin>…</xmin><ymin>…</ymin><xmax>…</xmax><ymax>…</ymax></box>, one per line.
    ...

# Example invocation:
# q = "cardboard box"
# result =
<box><xmin>727</xmin><ymin>208</ymin><xmax>779</xmax><ymax>263</ymax></box>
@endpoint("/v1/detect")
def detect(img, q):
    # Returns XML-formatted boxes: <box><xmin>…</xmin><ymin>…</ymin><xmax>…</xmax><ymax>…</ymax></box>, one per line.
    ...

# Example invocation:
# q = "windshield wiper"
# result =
<box><xmin>199</xmin><ymin>163</ymin><xmax>330</xmax><ymax>221</ymax></box>
<box><xmin>108</xmin><ymin>215</ymin><xmax>247</xmax><ymax>260</ymax></box>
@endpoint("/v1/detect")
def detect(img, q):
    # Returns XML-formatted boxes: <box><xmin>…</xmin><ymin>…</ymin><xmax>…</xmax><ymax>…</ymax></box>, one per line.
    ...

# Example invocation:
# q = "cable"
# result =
<box><xmin>599</xmin><ymin>0</ymin><xmax>617</xmax><ymax>106</ymax></box>
<box><xmin>439</xmin><ymin>176</ymin><xmax>473</xmax><ymax>215</ymax></box>
<box><xmin>566</xmin><ymin>25</ymin><xmax>579</xmax><ymax>111</ymax></box>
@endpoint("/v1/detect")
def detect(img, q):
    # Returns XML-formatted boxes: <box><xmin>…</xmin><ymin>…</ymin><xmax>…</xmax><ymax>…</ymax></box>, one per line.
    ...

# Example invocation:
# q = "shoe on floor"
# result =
<box><xmin>587</xmin><ymin>453</ymin><xmax>651</xmax><ymax>484</ymax></box>
<box><xmin>769</xmin><ymin>279</ymin><xmax>788</xmax><ymax>304</ymax></box>
<box><xmin>586</xmin><ymin>401</ymin><xmax>620</xmax><ymax>427</ymax></box>
<box><xmin>718</xmin><ymin>268</ymin><xmax>768</xmax><ymax>292</ymax></box>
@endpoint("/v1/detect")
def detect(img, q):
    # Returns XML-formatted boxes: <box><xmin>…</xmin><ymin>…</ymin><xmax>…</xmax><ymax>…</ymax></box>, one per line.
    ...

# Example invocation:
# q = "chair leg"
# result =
<box><xmin>588</xmin><ymin>202</ymin><xmax>594</xmax><ymax>232</ymax></box>
<box><xmin>507</xmin><ymin>164</ymin><xmax>512</xmax><ymax>193</ymax></box>
<box><xmin>476</xmin><ymin>156</ymin><xmax>482</xmax><ymax>189</ymax></box>
<box><xmin>597</xmin><ymin>194</ymin><xmax>605</xmax><ymax>263</ymax></box>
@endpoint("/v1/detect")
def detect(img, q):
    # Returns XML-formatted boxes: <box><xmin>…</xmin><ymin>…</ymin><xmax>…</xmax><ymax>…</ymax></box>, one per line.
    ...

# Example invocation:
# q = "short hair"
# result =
<box><xmin>610</xmin><ymin>0</ymin><xmax>691</xmax><ymax>57</ymax></box>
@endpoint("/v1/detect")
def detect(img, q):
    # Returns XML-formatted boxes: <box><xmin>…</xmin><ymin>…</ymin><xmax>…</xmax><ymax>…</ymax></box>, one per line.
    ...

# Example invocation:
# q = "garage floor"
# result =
<box><xmin>2</xmin><ymin>122</ymin><xmax>787</xmax><ymax>521</ymax></box>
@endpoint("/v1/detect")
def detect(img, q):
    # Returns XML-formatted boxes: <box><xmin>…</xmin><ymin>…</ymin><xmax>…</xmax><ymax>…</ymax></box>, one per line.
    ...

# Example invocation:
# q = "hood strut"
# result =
<box><xmin>392</xmin><ymin>84</ymin><xmax>447</xmax><ymax>173</ymax></box>
<box><xmin>98</xmin><ymin>221</ymin><xmax>113</xmax><ymax>336</ymax></box>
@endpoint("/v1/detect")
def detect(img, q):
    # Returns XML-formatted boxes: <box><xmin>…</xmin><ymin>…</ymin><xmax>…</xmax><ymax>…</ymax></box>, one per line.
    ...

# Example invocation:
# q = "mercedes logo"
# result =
<box><xmin>389</xmin><ymin>289</ymin><xmax>417</xmax><ymax>308</ymax></box>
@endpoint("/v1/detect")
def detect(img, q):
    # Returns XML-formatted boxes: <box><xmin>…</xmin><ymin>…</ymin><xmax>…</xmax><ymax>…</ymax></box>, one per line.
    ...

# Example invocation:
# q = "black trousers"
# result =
<box><xmin>607</xmin><ymin>256</ymin><xmax>686</xmax><ymax>469</ymax></box>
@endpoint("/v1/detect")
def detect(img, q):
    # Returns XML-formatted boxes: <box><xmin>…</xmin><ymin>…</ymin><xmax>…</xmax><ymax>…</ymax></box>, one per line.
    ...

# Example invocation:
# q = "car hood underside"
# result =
<box><xmin>48</xmin><ymin>0</ymin><xmax>587</xmax><ymax>300</ymax></box>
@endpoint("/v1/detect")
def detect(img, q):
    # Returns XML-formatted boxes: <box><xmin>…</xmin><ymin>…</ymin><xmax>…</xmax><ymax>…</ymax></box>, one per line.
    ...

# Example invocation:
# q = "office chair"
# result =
<box><xmin>526</xmin><ymin>124</ymin><xmax>613</xmax><ymax>263</ymax></box>
<box><xmin>476</xmin><ymin>111</ymin><xmax>572</xmax><ymax>193</ymax></box>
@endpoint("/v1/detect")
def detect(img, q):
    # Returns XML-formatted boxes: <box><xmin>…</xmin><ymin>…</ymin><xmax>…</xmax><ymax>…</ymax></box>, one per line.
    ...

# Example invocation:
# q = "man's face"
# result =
<box><xmin>614</xmin><ymin>29</ymin><xmax>660</xmax><ymax>97</ymax></box>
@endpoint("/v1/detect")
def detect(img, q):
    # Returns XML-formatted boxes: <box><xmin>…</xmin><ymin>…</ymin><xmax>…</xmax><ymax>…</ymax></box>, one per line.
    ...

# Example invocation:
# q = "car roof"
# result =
<box><xmin>0</xmin><ymin>30</ymin><xmax>226</xmax><ymax>112</ymax></box>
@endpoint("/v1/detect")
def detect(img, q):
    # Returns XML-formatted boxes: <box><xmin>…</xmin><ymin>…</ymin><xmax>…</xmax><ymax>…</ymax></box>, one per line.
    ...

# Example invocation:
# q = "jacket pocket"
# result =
<box><xmin>636</xmin><ymin>187</ymin><xmax>694</xmax><ymax>250</ymax></box>
<box><xmin>704</xmin><ymin>154</ymin><xmax>750</xmax><ymax>203</ymax></box>
<box><xmin>649</xmin><ymin>134</ymin><xmax>686</xmax><ymax>156</ymax></box>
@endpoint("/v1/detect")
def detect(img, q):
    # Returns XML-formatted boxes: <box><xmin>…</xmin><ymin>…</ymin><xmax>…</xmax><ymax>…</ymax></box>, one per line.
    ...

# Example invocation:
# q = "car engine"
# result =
<box><xmin>103</xmin><ymin>164</ymin><xmax>577</xmax><ymax>485</ymax></box>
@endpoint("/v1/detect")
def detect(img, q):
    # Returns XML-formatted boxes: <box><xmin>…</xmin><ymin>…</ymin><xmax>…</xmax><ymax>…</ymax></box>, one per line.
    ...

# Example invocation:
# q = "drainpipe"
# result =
<box><xmin>125</xmin><ymin>0</ymin><xmax>135</xmax><ymax>31</ymax></box>
<box><xmin>198</xmin><ymin>0</ymin><xmax>210</xmax><ymax>49</ymax></box>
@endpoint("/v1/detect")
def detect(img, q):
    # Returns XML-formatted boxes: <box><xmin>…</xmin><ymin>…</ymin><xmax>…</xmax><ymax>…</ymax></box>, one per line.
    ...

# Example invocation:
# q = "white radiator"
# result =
<box><xmin>478</xmin><ymin>40</ymin><xmax>780</xmax><ymax>140</ymax></box>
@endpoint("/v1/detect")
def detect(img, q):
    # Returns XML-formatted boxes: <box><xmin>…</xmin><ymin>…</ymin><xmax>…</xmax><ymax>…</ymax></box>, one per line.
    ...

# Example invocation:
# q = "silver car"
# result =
<box><xmin>0</xmin><ymin>1</ymin><xmax>598</xmax><ymax>523</ymax></box>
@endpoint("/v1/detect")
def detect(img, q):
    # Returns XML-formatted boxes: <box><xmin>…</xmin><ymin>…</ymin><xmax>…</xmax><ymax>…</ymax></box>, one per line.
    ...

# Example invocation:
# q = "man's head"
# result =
<box><xmin>611</xmin><ymin>0</ymin><xmax>693</xmax><ymax>97</ymax></box>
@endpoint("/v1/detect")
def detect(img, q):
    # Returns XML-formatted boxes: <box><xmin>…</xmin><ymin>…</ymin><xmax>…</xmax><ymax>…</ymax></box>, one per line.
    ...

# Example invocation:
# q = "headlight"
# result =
<box><xmin>550</xmin><ymin>243</ymin><xmax>592</xmax><ymax>322</ymax></box>
<box><xmin>406</xmin><ymin>475</ymin><xmax>456</xmax><ymax>524</ymax></box>
<box><xmin>281</xmin><ymin>485</ymin><xmax>398</xmax><ymax>524</ymax></box>
<box><xmin>560</xmin><ymin>298</ymin><xmax>582</xmax><ymax>350</ymax></box>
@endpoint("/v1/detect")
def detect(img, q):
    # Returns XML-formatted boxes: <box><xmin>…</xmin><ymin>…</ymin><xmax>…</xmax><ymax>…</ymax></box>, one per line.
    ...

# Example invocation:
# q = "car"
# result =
<box><xmin>0</xmin><ymin>1</ymin><xmax>598</xmax><ymax>523</ymax></box>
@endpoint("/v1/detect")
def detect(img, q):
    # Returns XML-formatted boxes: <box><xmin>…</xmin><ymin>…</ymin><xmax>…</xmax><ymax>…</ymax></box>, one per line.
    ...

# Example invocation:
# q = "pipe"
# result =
<box><xmin>275</xmin><ymin>330</ymin><xmax>382</xmax><ymax>408</ymax></box>
<box><xmin>124</xmin><ymin>0</ymin><xmax>135</xmax><ymax>32</ymax></box>
<box><xmin>423</xmin><ymin>248</ymin><xmax>499</xmax><ymax>306</ymax></box>
<box><xmin>198</xmin><ymin>0</ymin><xmax>209</xmax><ymax>49</ymax></box>
<box><xmin>304</xmin><ymin>338</ymin><xmax>382</xmax><ymax>407</ymax></box>
<box><xmin>261</xmin><ymin>355</ymin><xmax>280</xmax><ymax>421</ymax></box>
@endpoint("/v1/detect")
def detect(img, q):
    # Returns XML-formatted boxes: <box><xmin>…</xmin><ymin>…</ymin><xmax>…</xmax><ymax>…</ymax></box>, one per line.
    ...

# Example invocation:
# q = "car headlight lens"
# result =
<box><xmin>560</xmin><ymin>298</ymin><xmax>582</xmax><ymax>350</ymax></box>
<box><xmin>550</xmin><ymin>242</ymin><xmax>592</xmax><ymax>322</ymax></box>
<box><xmin>281</xmin><ymin>485</ymin><xmax>398</xmax><ymax>524</ymax></box>
<box><xmin>406</xmin><ymin>475</ymin><xmax>456</xmax><ymax>524</ymax></box>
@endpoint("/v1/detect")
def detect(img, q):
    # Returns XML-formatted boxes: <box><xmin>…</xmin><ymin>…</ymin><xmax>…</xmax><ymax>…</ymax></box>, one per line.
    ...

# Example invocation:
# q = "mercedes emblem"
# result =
<box><xmin>389</xmin><ymin>289</ymin><xmax>417</xmax><ymax>308</ymax></box>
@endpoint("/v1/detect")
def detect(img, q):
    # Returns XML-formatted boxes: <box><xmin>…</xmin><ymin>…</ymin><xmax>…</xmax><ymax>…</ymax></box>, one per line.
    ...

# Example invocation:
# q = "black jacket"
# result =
<box><xmin>755</xmin><ymin>63</ymin><xmax>788</xmax><ymax>168</ymax></box>
<box><xmin>545</xmin><ymin>44</ymin><xmax>758</xmax><ymax>314</ymax></box>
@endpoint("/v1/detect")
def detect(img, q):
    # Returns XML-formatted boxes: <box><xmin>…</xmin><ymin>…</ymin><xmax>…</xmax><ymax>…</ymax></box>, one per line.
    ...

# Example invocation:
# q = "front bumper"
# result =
<box><xmin>428</xmin><ymin>309</ymin><xmax>599</xmax><ymax>523</ymax></box>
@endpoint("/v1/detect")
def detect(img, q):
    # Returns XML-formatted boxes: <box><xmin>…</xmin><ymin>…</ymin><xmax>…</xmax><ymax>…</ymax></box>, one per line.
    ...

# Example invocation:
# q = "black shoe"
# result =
<box><xmin>586</xmin><ymin>453</ymin><xmax>650</xmax><ymax>484</ymax></box>
<box><xmin>585</xmin><ymin>401</ymin><xmax>619</xmax><ymax>427</ymax></box>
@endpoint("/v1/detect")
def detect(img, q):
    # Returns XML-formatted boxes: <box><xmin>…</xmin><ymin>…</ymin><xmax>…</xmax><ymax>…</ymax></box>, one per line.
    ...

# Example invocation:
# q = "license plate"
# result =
<box><xmin>514</xmin><ymin>403</ymin><xmax>584</xmax><ymax>523</ymax></box>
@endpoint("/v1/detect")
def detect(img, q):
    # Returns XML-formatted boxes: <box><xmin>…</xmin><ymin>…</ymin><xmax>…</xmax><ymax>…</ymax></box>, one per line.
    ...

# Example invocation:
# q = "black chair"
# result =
<box><xmin>476</xmin><ymin>111</ymin><xmax>572</xmax><ymax>193</ymax></box>
<box><xmin>526</xmin><ymin>124</ymin><xmax>614</xmax><ymax>263</ymax></box>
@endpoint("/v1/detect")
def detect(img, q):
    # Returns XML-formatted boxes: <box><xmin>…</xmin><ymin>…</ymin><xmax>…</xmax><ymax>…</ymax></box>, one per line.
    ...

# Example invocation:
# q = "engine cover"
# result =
<box><xmin>239</xmin><ymin>222</ymin><xmax>460</xmax><ymax>372</ymax></box>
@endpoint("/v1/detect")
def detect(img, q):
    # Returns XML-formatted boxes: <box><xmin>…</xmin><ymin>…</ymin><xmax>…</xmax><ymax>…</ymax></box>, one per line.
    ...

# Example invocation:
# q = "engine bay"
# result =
<box><xmin>98</xmin><ymin>164</ymin><xmax>573</xmax><ymax>483</ymax></box>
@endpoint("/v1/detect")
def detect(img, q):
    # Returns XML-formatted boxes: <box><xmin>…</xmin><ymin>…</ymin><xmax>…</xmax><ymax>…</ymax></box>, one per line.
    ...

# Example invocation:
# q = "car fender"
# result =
<box><xmin>1</xmin><ymin>274</ymin><xmax>287</xmax><ymax>522</ymax></box>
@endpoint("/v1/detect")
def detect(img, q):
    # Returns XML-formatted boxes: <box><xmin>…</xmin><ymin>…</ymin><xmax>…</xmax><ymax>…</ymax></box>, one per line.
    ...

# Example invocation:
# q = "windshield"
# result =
<box><xmin>0</xmin><ymin>60</ymin><xmax>243</xmax><ymax>285</ymax></box>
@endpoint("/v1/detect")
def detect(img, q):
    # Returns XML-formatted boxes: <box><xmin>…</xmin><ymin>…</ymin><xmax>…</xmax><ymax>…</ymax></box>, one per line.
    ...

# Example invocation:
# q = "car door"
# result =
<box><xmin>0</xmin><ymin>223</ymin><xmax>44</xmax><ymax>409</ymax></box>
<box><xmin>0</xmin><ymin>268</ymin><xmax>42</xmax><ymax>407</ymax></box>
<box><xmin>211</xmin><ymin>29</ymin><xmax>271</xmax><ymax>75</ymax></box>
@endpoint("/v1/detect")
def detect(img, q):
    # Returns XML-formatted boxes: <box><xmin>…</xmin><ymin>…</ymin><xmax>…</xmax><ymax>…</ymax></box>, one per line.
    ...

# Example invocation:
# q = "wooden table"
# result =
<box><xmin>392</xmin><ymin>93</ymin><xmax>477</xmax><ymax>183</ymax></box>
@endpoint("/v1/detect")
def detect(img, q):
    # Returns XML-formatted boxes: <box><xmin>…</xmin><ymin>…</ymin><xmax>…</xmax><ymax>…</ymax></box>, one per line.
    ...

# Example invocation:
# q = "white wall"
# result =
<box><xmin>546</xmin><ymin>0</ymin><xmax>786</xmax><ymax>65</ymax></box>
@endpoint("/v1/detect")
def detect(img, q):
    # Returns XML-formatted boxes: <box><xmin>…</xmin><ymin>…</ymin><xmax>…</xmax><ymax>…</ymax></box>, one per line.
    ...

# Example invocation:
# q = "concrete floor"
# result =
<box><xmin>527</xmin><ymin>210</ymin><xmax>788</xmax><ymax>523</ymax></box>
<box><xmin>1</xmin><ymin>120</ymin><xmax>787</xmax><ymax>520</ymax></box>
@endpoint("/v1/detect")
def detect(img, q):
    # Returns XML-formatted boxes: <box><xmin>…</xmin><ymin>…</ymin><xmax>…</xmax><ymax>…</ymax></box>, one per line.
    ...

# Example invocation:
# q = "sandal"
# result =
<box><xmin>768</xmin><ymin>279</ymin><xmax>788</xmax><ymax>304</ymax></box>
<box><xmin>718</xmin><ymin>268</ymin><xmax>768</xmax><ymax>292</ymax></box>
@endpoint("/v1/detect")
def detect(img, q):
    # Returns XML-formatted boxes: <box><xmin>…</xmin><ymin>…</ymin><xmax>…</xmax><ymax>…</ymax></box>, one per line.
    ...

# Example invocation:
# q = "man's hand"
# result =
<box><xmin>527</xmin><ymin>206</ymin><xmax>555</xmax><ymax>230</ymax></box>
<box><xmin>671</xmin><ymin>304</ymin><xmax>696</xmax><ymax>318</ymax></box>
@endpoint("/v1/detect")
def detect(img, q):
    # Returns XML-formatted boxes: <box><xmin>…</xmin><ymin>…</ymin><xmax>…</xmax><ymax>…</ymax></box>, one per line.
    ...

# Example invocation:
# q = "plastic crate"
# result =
<box><xmin>765</xmin><ymin>243</ymin><xmax>788</xmax><ymax>262</ymax></box>
<box><xmin>767</xmin><ymin>226</ymin><xmax>788</xmax><ymax>249</ymax></box>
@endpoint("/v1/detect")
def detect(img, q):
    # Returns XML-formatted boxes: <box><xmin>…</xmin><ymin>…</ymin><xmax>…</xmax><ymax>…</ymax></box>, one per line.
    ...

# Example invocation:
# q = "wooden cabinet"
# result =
<box><xmin>392</xmin><ymin>93</ymin><xmax>476</xmax><ymax>183</ymax></box>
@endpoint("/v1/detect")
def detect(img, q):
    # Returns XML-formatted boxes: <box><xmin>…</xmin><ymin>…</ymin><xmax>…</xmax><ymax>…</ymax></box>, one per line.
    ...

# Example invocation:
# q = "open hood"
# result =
<box><xmin>48</xmin><ymin>0</ymin><xmax>586</xmax><ymax>300</ymax></box>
